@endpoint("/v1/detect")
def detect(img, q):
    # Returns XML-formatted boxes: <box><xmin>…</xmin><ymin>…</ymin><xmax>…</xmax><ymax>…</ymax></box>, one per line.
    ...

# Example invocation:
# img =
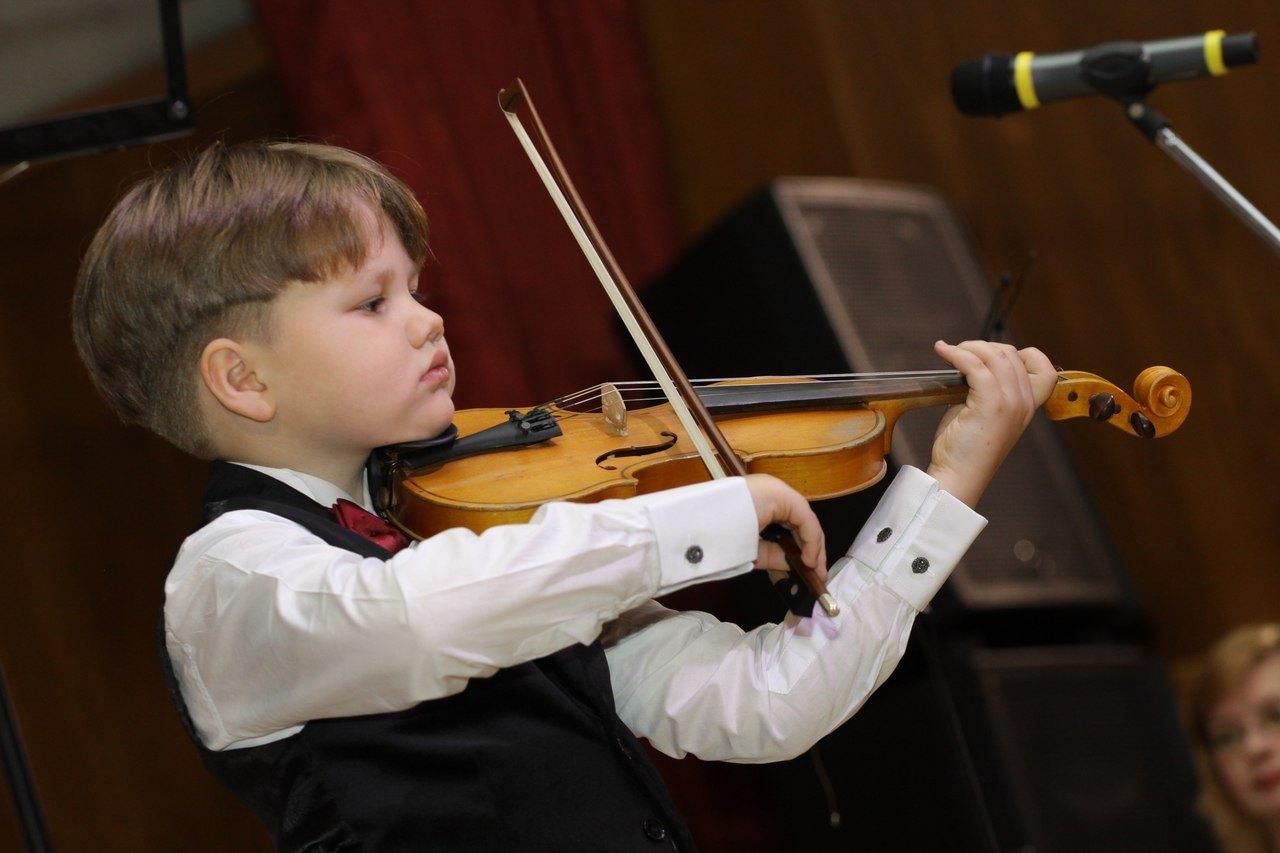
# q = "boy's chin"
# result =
<box><xmin>388</xmin><ymin>420</ymin><xmax>455</xmax><ymax>446</ymax></box>
<box><xmin>374</xmin><ymin>403</ymin><xmax>456</xmax><ymax>449</ymax></box>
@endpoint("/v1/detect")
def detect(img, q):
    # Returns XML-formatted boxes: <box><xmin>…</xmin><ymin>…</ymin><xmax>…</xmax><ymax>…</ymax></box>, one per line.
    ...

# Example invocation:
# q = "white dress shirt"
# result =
<box><xmin>164</xmin><ymin>464</ymin><xmax>984</xmax><ymax>761</ymax></box>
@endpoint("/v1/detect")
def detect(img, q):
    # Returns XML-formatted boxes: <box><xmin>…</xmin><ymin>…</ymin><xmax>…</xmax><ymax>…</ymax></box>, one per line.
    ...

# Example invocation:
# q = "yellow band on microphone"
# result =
<box><xmin>1013</xmin><ymin>51</ymin><xmax>1040</xmax><ymax>109</ymax></box>
<box><xmin>1204</xmin><ymin>29</ymin><xmax>1228</xmax><ymax>76</ymax></box>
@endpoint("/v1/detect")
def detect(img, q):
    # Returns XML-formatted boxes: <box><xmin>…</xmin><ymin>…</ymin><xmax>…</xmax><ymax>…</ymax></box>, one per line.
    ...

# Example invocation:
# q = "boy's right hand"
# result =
<box><xmin>743</xmin><ymin>474</ymin><xmax>827</xmax><ymax>579</ymax></box>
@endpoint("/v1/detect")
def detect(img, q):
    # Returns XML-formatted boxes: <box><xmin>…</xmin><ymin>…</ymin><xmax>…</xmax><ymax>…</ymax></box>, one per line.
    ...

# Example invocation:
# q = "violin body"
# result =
<box><xmin>393</xmin><ymin>381</ymin><xmax>885</xmax><ymax>538</ymax></box>
<box><xmin>385</xmin><ymin>368</ymin><xmax>1191</xmax><ymax>539</ymax></box>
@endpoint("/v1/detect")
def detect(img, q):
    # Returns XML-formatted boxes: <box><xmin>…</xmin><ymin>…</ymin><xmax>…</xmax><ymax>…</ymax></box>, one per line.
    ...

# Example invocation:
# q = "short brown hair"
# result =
<box><xmin>72</xmin><ymin>141</ymin><xmax>429</xmax><ymax>457</ymax></box>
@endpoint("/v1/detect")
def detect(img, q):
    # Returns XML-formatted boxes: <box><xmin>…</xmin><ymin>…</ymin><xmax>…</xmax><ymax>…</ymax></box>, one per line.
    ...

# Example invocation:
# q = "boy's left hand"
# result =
<box><xmin>926</xmin><ymin>340</ymin><xmax>1058</xmax><ymax>508</ymax></box>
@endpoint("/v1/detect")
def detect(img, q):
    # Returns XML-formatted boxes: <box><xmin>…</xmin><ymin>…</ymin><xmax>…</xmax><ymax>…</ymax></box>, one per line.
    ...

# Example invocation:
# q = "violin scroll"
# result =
<box><xmin>1044</xmin><ymin>366</ymin><xmax>1191</xmax><ymax>438</ymax></box>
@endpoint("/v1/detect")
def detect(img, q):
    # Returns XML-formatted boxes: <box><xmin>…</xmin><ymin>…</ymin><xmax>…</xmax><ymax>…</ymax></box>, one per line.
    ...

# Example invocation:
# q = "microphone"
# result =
<box><xmin>952</xmin><ymin>30</ymin><xmax>1258</xmax><ymax>117</ymax></box>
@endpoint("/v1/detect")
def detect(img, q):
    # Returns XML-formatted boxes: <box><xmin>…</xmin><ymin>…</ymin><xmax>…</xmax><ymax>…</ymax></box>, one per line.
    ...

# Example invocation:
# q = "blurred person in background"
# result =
<box><xmin>1191</xmin><ymin>623</ymin><xmax>1280</xmax><ymax>851</ymax></box>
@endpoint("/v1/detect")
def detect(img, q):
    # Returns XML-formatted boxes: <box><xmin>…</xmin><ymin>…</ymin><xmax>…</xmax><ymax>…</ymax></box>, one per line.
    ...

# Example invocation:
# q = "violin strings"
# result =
<box><xmin>552</xmin><ymin>369</ymin><xmax>962</xmax><ymax>408</ymax></box>
<box><xmin>556</xmin><ymin>369</ymin><xmax>963</xmax><ymax>402</ymax></box>
<box><xmin>549</xmin><ymin>370</ymin><xmax>965</xmax><ymax>412</ymax></box>
<box><xmin>555</xmin><ymin>371</ymin><xmax>965</xmax><ymax>410</ymax></box>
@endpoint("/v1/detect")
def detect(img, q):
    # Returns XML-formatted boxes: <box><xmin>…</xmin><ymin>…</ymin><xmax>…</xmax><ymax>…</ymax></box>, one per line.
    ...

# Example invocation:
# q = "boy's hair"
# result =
<box><xmin>71</xmin><ymin>141</ymin><xmax>430</xmax><ymax>458</ymax></box>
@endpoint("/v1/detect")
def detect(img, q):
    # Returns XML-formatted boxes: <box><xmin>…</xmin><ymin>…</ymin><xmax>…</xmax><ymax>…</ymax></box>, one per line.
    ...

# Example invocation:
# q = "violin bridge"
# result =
<box><xmin>600</xmin><ymin>383</ymin><xmax>628</xmax><ymax>436</ymax></box>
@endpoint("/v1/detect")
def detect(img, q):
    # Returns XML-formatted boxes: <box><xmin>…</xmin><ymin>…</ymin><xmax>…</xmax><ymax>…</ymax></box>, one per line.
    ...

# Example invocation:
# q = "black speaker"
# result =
<box><xmin>642</xmin><ymin>181</ymin><xmax>1210</xmax><ymax>850</ymax></box>
<box><xmin>642</xmin><ymin>179</ymin><xmax>1138</xmax><ymax>626</ymax></box>
<box><xmin>774</xmin><ymin>624</ymin><xmax>1214</xmax><ymax>852</ymax></box>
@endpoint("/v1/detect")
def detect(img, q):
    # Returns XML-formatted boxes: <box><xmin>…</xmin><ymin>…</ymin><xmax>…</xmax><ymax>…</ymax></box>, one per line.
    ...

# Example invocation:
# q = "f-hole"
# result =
<box><xmin>596</xmin><ymin>432</ymin><xmax>678</xmax><ymax>471</ymax></box>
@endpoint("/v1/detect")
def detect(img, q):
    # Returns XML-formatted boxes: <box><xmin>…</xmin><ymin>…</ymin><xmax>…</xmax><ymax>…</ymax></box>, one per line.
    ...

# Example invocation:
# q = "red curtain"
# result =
<box><xmin>252</xmin><ymin>0</ymin><xmax>678</xmax><ymax>408</ymax></box>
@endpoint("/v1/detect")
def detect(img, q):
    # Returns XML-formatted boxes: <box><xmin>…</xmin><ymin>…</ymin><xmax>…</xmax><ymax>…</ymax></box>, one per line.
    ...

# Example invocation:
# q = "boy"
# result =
<box><xmin>72</xmin><ymin>141</ymin><xmax>1055</xmax><ymax>851</ymax></box>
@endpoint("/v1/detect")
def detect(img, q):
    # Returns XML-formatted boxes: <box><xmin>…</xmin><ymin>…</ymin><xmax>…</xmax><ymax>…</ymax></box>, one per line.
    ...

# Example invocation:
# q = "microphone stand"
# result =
<box><xmin>1122</xmin><ymin>98</ymin><xmax>1280</xmax><ymax>255</ymax></box>
<box><xmin>979</xmin><ymin>250</ymin><xmax>1036</xmax><ymax>342</ymax></box>
<box><xmin>0</xmin><ymin>665</ymin><xmax>52</xmax><ymax>852</ymax></box>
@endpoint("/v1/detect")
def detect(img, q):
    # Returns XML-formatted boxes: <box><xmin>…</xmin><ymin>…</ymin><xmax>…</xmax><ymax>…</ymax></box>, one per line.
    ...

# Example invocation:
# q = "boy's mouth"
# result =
<box><xmin>421</xmin><ymin>350</ymin><xmax>450</xmax><ymax>386</ymax></box>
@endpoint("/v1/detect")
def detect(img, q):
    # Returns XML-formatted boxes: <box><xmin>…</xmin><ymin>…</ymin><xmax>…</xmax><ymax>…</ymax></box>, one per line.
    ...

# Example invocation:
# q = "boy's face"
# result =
<box><xmin>257</xmin><ymin>209</ymin><xmax>455</xmax><ymax>459</ymax></box>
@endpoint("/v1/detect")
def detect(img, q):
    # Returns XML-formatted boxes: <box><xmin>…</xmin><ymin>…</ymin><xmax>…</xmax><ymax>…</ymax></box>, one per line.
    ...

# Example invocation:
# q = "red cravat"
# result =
<box><xmin>331</xmin><ymin>498</ymin><xmax>412</xmax><ymax>554</ymax></box>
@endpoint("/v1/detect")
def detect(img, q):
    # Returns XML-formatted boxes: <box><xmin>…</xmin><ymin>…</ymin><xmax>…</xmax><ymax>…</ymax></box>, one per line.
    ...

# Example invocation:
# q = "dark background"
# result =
<box><xmin>1</xmin><ymin>1</ymin><xmax>1276</xmax><ymax>849</ymax></box>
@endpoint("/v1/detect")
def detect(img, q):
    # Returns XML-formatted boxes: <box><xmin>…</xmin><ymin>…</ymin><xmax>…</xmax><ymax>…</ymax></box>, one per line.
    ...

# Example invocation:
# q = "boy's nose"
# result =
<box><xmin>407</xmin><ymin>303</ymin><xmax>444</xmax><ymax>349</ymax></box>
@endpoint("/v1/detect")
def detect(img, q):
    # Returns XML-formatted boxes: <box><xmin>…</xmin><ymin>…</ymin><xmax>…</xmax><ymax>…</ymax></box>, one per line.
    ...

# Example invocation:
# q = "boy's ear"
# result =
<box><xmin>199</xmin><ymin>338</ymin><xmax>275</xmax><ymax>423</ymax></box>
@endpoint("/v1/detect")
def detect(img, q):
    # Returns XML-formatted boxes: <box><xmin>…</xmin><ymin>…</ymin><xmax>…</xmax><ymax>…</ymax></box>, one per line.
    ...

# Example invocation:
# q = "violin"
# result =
<box><xmin>373</xmin><ymin>362</ymin><xmax>1191</xmax><ymax>618</ymax></box>
<box><xmin>374</xmin><ymin>79</ymin><xmax>1191</xmax><ymax>619</ymax></box>
<box><xmin>375</xmin><ymin>366</ymin><xmax>1190</xmax><ymax>541</ymax></box>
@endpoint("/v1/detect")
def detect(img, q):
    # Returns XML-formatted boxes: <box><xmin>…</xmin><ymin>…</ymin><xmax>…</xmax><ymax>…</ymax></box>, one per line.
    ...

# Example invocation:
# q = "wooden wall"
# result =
<box><xmin>0</xmin><ymin>27</ymin><xmax>282</xmax><ymax>852</ymax></box>
<box><xmin>639</xmin><ymin>0</ymin><xmax>1280</xmax><ymax>660</ymax></box>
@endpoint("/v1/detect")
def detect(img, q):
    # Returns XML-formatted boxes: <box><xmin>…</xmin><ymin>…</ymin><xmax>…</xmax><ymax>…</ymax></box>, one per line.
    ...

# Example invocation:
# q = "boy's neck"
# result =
<box><xmin>207</xmin><ymin>406</ymin><xmax>371</xmax><ymax>503</ymax></box>
<box><xmin>316</xmin><ymin>464</ymin><xmax>367</xmax><ymax>505</ymax></box>
<box><xmin>232</xmin><ymin>452</ymin><xmax>369</xmax><ymax>506</ymax></box>
<box><xmin>295</xmin><ymin>457</ymin><xmax>368</xmax><ymax>505</ymax></box>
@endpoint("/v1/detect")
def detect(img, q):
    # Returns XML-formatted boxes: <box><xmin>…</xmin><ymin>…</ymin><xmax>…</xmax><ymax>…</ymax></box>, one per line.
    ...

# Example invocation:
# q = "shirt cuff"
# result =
<box><xmin>842</xmin><ymin>465</ymin><xmax>986</xmax><ymax>611</ymax></box>
<box><xmin>625</xmin><ymin>477</ymin><xmax>759</xmax><ymax>596</ymax></box>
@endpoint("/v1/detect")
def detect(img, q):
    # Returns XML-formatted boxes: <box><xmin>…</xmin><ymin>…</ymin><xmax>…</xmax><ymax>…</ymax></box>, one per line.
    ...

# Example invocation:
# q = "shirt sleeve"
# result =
<box><xmin>603</xmin><ymin>465</ymin><xmax>985</xmax><ymax>763</ymax></box>
<box><xmin>165</xmin><ymin>477</ymin><xmax>759</xmax><ymax>751</ymax></box>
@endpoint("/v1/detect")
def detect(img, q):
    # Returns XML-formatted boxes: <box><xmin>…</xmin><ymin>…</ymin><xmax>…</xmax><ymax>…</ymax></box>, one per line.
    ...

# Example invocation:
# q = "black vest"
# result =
<box><xmin>161</xmin><ymin>461</ymin><xmax>696</xmax><ymax>851</ymax></box>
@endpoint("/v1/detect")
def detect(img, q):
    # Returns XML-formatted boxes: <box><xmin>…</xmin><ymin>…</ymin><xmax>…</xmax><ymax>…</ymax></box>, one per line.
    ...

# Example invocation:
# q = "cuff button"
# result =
<box><xmin>685</xmin><ymin>545</ymin><xmax>704</xmax><ymax>564</ymax></box>
<box><xmin>876</xmin><ymin>527</ymin><xmax>892</xmax><ymax>543</ymax></box>
<box><xmin>911</xmin><ymin>556</ymin><xmax>930</xmax><ymax>574</ymax></box>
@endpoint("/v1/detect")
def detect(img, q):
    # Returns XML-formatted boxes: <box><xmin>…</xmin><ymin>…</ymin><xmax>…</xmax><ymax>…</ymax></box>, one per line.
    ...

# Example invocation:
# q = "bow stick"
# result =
<box><xmin>499</xmin><ymin>78</ymin><xmax>838</xmax><ymax>618</ymax></box>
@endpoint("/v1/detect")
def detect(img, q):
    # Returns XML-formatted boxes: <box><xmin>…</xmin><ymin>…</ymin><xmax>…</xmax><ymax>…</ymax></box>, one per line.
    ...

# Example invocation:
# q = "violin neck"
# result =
<box><xmin>695</xmin><ymin>374</ymin><xmax>968</xmax><ymax>415</ymax></box>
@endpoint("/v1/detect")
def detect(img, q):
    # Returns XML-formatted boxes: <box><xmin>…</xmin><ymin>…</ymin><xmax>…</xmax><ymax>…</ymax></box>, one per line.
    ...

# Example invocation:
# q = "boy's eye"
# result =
<box><xmin>359</xmin><ymin>296</ymin><xmax>386</xmax><ymax>313</ymax></box>
<box><xmin>410</xmin><ymin>290</ymin><xmax>430</xmax><ymax>307</ymax></box>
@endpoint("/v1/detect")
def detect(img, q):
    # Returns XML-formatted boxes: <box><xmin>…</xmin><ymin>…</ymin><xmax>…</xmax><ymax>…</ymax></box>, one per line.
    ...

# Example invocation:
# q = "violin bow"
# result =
<box><xmin>499</xmin><ymin>78</ymin><xmax>838</xmax><ymax>618</ymax></box>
